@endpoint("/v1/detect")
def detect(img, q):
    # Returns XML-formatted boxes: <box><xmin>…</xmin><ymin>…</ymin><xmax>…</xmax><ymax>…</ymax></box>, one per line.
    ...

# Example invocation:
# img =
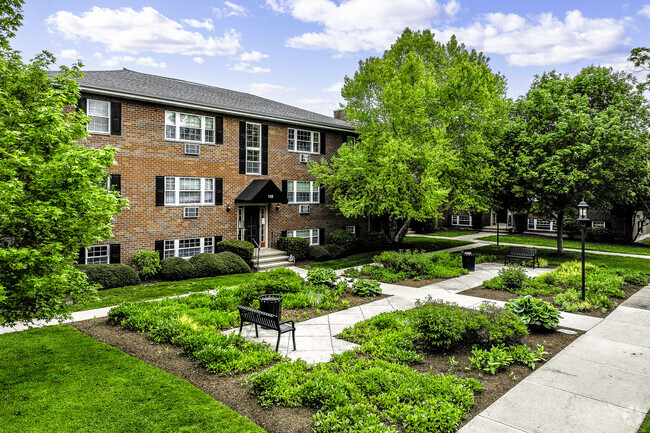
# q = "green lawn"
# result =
<box><xmin>0</xmin><ymin>325</ymin><xmax>264</xmax><ymax>433</ymax></box>
<box><xmin>477</xmin><ymin>234</ymin><xmax>650</xmax><ymax>256</ymax></box>
<box><xmin>425</xmin><ymin>230</ymin><xmax>479</xmax><ymax>237</ymax></box>
<box><xmin>305</xmin><ymin>237</ymin><xmax>471</xmax><ymax>270</ymax></box>
<box><xmin>70</xmin><ymin>272</ymin><xmax>258</xmax><ymax>312</ymax></box>
<box><xmin>471</xmin><ymin>245</ymin><xmax>650</xmax><ymax>274</ymax></box>
<box><xmin>639</xmin><ymin>410</ymin><xmax>650</xmax><ymax>433</ymax></box>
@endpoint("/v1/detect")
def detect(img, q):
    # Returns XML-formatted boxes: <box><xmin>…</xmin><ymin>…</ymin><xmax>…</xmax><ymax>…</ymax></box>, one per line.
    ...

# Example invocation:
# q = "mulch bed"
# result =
<box><xmin>72</xmin><ymin>316</ymin><xmax>580</xmax><ymax>433</ymax></box>
<box><xmin>460</xmin><ymin>284</ymin><xmax>643</xmax><ymax>318</ymax></box>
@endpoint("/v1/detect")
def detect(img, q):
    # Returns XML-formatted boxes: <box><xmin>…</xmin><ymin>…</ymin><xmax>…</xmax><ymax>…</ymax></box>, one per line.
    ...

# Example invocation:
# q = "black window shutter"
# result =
<box><xmin>110</xmin><ymin>102</ymin><xmax>121</xmax><ymax>135</ymax></box>
<box><xmin>215</xmin><ymin>117</ymin><xmax>223</xmax><ymax>144</ymax></box>
<box><xmin>239</xmin><ymin>121</ymin><xmax>246</xmax><ymax>174</ymax></box>
<box><xmin>214</xmin><ymin>236</ymin><xmax>223</xmax><ymax>245</ymax></box>
<box><xmin>320</xmin><ymin>187</ymin><xmax>326</xmax><ymax>204</ymax></box>
<box><xmin>77</xmin><ymin>97</ymin><xmax>87</xmax><ymax>113</ymax></box>
<box><xmin>155</xmin><ymin>176</ymin><xmax>165</xmax><ymax>206</ymax></box>
<box><xmin>605</xmin><ymin>221</ymin><xmax>612</xmax><ymax>229</ymax></box>
<box><xmin>447</xmin><ymin>214</ymin><xmax>452</xmax><ymax>226</ymax></box>
<box><xmin>109</xmin><ymin>244</ymin><xmax>121</xmax><ymax>264</ymax></box>
<box><xmin>355</xmin><ymin>225</ymin><xmax>360</xmax><ymax>238</ymax></box>
<box><xmin>319</xmin><ymin>228</ymin><xmax>325</xmax><ymax>245</ymax></box>
<box><xmin>261</xmin><ymin>125</ymin><xmax>269</xmax><ymax>175</ymax></box>
<box><xmin>281</xmin><ymin>230</ymin><xmax>287</xmax><ymax>238</ymax></box>
<box><xmin>154</xmin><ymin>240</ymin><xmax>164</xmax><ymax>261</ymax></box>
<box><xmin>110</xmin><ymin>174</ymin><xmax>121</xmax><ymax>193</ymax></box>
<box><xmin>214</xmin><ymin>178</ymin><xmax>223</xmax><ymax>205</ymax></box>
<box><xmin>320</xmin><ymin>131</ymin><xmax>326</xmax><ymax>155</ymax></box>
<box><xmin>282</xmin><ymin>180</ymin><xmax>289</xmax><ymax>203</ymax></box>
<box><xmin>77</xmin><ymin>248</ymin><xmax>86</xmax><ymax>265</ymax></box>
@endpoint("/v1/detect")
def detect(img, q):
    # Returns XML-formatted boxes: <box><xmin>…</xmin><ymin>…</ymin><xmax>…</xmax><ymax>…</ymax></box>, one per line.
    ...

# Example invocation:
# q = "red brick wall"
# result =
<box><xmin>82</xmin><ymin>94</ymin><xmax>361</xmax><ymax>263</ymax></box>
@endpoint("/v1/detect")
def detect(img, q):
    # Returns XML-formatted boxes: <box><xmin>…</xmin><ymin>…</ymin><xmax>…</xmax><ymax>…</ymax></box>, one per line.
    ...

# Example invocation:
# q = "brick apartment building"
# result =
<box><xmin>69</xmin><ymin>69</ymin><xmax>360</xmax><ymax>265</ymax></box>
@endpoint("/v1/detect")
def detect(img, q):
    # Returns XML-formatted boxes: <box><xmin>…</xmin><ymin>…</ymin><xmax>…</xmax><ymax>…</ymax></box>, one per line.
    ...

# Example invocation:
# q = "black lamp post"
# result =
<box><xmin>577</xmin><ymin>199</ymin><xmax>590</xmax><ymax>301</ymax></box>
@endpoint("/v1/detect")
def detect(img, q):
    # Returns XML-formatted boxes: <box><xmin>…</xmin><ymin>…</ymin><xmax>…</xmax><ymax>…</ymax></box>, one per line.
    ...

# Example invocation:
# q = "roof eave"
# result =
<box><xmin>79</xmin><ymin>85</ymin><xmax>355</xmax><ymax>133</ymax></box>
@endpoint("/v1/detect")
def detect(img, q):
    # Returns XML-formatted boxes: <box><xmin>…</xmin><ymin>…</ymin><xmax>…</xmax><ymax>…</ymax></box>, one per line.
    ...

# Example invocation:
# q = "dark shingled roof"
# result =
<box><xmin>59</xmin><ymin>68</ymin><xmax>352</xmax><ymax>131</ymax></box>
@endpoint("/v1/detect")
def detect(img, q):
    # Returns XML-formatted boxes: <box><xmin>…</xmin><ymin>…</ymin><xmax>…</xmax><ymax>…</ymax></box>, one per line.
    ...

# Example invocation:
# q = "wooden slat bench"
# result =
<box><xmin>237</xmin><ymin>305</ymin><xmax>296</xmax><ymax>352</ymax></box>
<box><xmin>504</xmin><ymin>247</ymin><xmax>539</xmax><ymax>268</ymax></box>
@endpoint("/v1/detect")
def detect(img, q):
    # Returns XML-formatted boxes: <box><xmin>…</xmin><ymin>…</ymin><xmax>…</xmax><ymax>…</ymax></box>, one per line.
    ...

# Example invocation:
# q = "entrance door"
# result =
<box><xmin>244</xmin><ymin>206</ymin><xmax>260</xmax><ymax>246</ymax></box>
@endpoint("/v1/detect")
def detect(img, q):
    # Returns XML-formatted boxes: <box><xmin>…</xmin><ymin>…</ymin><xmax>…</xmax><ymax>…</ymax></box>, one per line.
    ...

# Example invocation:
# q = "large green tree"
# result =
<box><xmin>628</xmin><ymin>47</ymin><xmax>650</xmax><ymax>91</ymax></box>
<box><xmin>0</xmin><ymin>0</ymin><xmax>127</xmax><ymax>324</ymax></box>
<box><xmin>500</xmin><ymin>66</ymin><xmax>650</xmax><ymax>252</ymax></box>
<box><xmin>310</xmin><ymin>29</ymin><xmax>508</xmax><ymax>242</ymax></box>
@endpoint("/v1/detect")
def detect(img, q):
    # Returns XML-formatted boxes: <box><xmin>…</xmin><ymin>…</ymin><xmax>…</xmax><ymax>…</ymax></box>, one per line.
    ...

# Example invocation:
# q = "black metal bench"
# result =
<box><xmin>237</xmin><ymin>305</ymin><xmax>296</xmax><ymax>352</ymax></box>
<box><xmin>504</xmin><ymin>247</ymin><xmax>539</xmax><ymax>268</ymax></box>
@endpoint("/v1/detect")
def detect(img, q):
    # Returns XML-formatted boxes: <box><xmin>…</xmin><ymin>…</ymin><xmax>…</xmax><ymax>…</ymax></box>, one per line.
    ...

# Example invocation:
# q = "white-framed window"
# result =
<box><xmin>164</xmin><ymin>177</ymin><xmax>214</xmax><ymax>206</ymax></box>
<box><xmin>451</xmin><ymin>215</ymin><xmax>472</xmax><ymax>227</ymax></box>
<box><xmin>591</xmin><ymin>221</ymin><xmax>606</xmax><ymax>229</ymax></box>
<box><xmin>287</xmin><ymin>180</ymin><xmax>319</xmax><ymax>203</ymax></box>
<box><xmin>287</xmin><ymin>229</ymin><xmax>319</xmax><ymax>246</ymax></box>
<box><xmin>246</xmin><ymin>122</ymin><xmax>261</xmax><ymax>175</ymax></box>
<box><xmin>288</xmin><ymin>128</ymin><xmax>320</xmax><ymax>153</ymax></box>
<box><xmin>346</xmin><ymin>225</ymin><xmax>356</xmax><ymax>235</ymax></box>
<box><xmin>163</xmin><ymin>237</ymin><xmax>213</xmax><ymax>259</ymax></box>
<box><xmin>165</xmin><ymin>111</ymin><xmax>215</xmax><ymax>144</ymax></box>
<box><xmin>87</xmin><ymin>99</ymin><xmax>110</xmax><ymax>134</ymax></box>
<box><xmin>86</xmin><ymin>245</ymin><xmax>110</xmax><ymax>264</ymax></box>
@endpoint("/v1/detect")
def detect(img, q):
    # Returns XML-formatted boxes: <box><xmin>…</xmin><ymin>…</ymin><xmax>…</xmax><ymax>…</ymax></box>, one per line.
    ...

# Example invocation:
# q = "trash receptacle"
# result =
<box><xmin>461</xmin><ymin>252</ymin><xmax>475</xmax><ymax>272</ymax></box>
<box><xmin>258</xmin><ymin>294</ymin><xmax>283</xmax><ymax>319</ymax></box>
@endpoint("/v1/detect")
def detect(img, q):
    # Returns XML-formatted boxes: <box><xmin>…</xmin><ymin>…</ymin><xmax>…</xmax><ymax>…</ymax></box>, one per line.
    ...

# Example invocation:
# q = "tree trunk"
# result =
<box><xmin>555</xmin><ymin>211</ymin><xmax>564</xmax><ymax>254</ymax></box>
<box><xmin>394</xmin><ymin>218</ymin><xmax>412</xmax><ymax>244</ymax></box>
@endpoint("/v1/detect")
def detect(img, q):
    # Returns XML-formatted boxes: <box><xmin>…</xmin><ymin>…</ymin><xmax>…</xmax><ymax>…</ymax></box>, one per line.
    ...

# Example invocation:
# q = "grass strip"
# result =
<box><xmin>476</xmin><ymin>235</ymin><xmax>650</xmax><ymax>256</ymax></box>
<box><xmin>0</xmin><ymin>325</ymin><xmax>264</xmax><ymax>433</ymax></box>
<box><xmin>70</xmin><ymin>272</ymin><xmax>258</xmax><ymax>312</ymax></box>
<box><xmin>425</xmin><ymin>230</ymin><xmax>479</xmax><ymax>237</ymax></box>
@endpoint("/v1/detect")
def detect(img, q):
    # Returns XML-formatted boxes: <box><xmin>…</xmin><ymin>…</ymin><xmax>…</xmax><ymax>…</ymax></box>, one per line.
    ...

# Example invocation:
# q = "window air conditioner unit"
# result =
<box><xmin>299</xmin><ymin>204</ymin><xmax>310</xmax><ymax>214</ymax></box>
<box><xmin>299</xmin><ymin>154</ymin><xmax>310</xmax><ymax>163</ymax></box>
<box><xmin>183</xmin><ymin>207</ymin><xmax>199</xmax><ymax>218</ymax></box>
<box><xmin>184</xmin><ymin>143</ymin><xmax>200</xmax><ymax>155</ymax></box>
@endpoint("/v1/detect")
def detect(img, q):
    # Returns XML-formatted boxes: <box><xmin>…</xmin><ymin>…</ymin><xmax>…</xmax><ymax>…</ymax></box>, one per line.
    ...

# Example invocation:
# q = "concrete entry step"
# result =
<box><xmin>254</xmin><ymin>247</ymin><xmax>292</xmax><ymax>270</ymax></box>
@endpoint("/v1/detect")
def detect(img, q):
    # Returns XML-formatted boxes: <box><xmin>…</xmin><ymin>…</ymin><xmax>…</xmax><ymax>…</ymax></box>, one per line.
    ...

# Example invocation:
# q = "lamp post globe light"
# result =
<box><xmin>577</xmin><ymin>199</ymin><xmax>589</xmax><ymax>301</ymax></box>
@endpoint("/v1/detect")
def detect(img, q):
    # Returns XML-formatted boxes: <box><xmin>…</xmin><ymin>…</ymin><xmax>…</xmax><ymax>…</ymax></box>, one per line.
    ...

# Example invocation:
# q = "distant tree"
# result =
<box><xmin>501</xmin><ymin>66</ymin><xmax>650</xmax><ymax>252</ymax></box>
<box><xmin>310</xmin><ymin>29</ymin><xmax>508</xmax><ymax>243</ymax></box>
<box><xmin>0</xmin><ymin>0</ymin><xmax>127</xmax><ymax>324</ymax></box>
<box><xmin>628</xmin><ymin>47</ymin><xmax>650</xmax><ymax>91</ymax></box>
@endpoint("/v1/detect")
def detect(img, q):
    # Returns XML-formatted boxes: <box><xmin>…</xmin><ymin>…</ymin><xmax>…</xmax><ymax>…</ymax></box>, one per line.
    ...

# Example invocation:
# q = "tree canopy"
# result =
<box><xmin>628</xmin><ymin>47</ymin><xmax>650</xmax><ymax>91</ymax></box>
<box><xmin>499</xmin><ymin>66</ymin><xmax>650</xmax><ymax>252</ymax></box>
<box><xmin>309</xmin><ymin>29</ymin><xmax>508</xmax><ymax>242</ymax></box>
<box><xmin>0</xmin><ymin>0</ymin><xmax>127</xmax><ymax>324</ymax></box>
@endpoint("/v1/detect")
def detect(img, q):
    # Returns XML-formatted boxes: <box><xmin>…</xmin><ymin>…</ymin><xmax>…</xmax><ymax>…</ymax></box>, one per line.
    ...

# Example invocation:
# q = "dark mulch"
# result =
<box><xmin>72</xmin><ymin>316</ymin><xmax>580</xmax><ymax>433</ymax></box>
<box><xmin>460</xmin><ymin>284</ymin><xmax>643</xmax><ymax>318</ymax></box>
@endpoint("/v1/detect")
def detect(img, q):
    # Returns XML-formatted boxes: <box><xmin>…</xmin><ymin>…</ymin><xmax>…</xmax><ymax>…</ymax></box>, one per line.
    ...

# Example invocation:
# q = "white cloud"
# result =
<box><xmin>46</xmin><ymin>7</ymin><xmax>242</xmax><ymax>56</ymax></box>
<box><xmin>101</xmin><ymin>55</ymin><xmax>167</xmax><ymax>68</ymax></box>
<box><xmin>295</xmin><ymin>97</ymin><xmax>337</xmax><ymax>115</ymax></box>
<box><xmin>93</xmin><ymin>52</ymin><xmax>103</xmax><ymax>59</ymax></box>
<box><xmin>59</xmin><ymin>49</ymin><xmax>81</xmax><ymax>59</ymax></box>
<box><xmin>239</xmin><ymin>50</ymin><xmax>269</xmax><ymax>62</ymax></box>
<box><xmin>322</xmin><ymin>81</ymin><xmax>343</xmax><ymax>93</ymax></box>
<box><xmin>214</xmin><ymin>1</ymin><xmax>248</xmax><ymax>18</ymax></box>
<box><xmin>272</xmin><ymin>0</ymin><xmax>459</xmax><ymax>54</ymax></box>
<box><xmin>193</xmin><ymin>57</ymin><xmax>205</xmax><ymax>64</ymax></box>
<box><xmin>248</xmin><ymin>83</ymin><xmax>296</xmax><ymax>96</ymax></box>
<box><xmin>182</xmin><ymin>18</ymin><xmax>214</xmax><ymax>31</ymax></box>
<box><xmin>639</xmin><ymin>4</ymin><xmax>650</xmax><ymax>18</ymax></box>
<box><xmin>229</xmin><ymin>62</ymin><xmax>271</xmax><ymax>73</ymax></box>
<box><xmin>434</xmin><ymin>10</ymin><xmax>629</xmax><ymax>67</ymax></box>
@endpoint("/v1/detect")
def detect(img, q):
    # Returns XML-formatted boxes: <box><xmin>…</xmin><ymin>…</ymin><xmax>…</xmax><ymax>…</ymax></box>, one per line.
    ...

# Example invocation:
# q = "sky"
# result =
<box><xmin>10</xmin><ymin>0</ymin><xmax>650</xmax><ymax>116</ymax></box>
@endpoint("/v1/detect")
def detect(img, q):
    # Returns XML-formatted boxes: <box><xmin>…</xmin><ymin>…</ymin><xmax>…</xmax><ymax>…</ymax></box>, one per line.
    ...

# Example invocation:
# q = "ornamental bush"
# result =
<box><xmin>132</xmin><ymin>250</ymin><xmax>161</xmax><ymax>279</ymax></box>
<box><xmin>77</xmin><ymin>264</ymin><xmax>141</xmax><ymax>289</ymax></box>
<box><xmin>506</xmin><ymin>295</ymin><xmax>563</xmax><ymax>330</ymax></box>
<box><xmin>329</xmin><ymin>229</ymin><xmax>357</xmax><ymax>252</ymax></box>
<box><xmin>189</xmin><ymin>253</ymin><xmax>222</xmax><ymax>278</ymax></box>
<box><xmin>308</xmin><ymin>245</ymin><xmax>331</xmax><ymax>261</ymax></box>
<box><xmin>217</xmin><ymin>239</ymin><xmax>254</xmax><ymax>264</ymax></box>
<box><xmin>160</xmin><ymin>257</ymin><xmax>196</xmax><ymax>281</ymax></box>
<box><xmin>307</xmin><ymin>268</ymin><xmax>339</xmax><ymax>287</ymax></box>
<box><xmin>213</xmin><ymin>251</ymin><xmax>250</xmax><ymax>275</ymax></box>
<box><xmin>324</xmin><ymin>244</ymin><xmax>345</xmax><ymax>259</ymax></box>
<box><xmin>277</xmin><ymin>237</ymin><xmax>310</xmax><ymax>261</ymax></box>
<box><xmin>352</xmin><ymin>279</ymin><xmax>382</xmax><ymax>297</ymax></box>
<box><xmin>498</xmin><ymin>265</ymin><xmax>529</xmax><ymax>289</ymax></box>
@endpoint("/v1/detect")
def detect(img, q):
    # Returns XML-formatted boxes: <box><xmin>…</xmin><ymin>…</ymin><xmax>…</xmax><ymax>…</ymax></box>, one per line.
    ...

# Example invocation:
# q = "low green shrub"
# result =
<box><xmin>277</xmin><ymin>237</ymin><xmax>310</xmax><ymax>261</ymax></box>
<box><xmin>352</xmin><ymin>279</ymin><xmax>382</xmax><ymax>297</ymax></box>
<box><xmin>614</xmin><ymin>269</ymin><xmax>647</xmax><ymax>286</ymax></box>
<box><xmin>506</xmin><ymin>295</ymin><xmax>563</xmax><ymax>330</ymax></box>
<box><xmin>236</xmin><ymin>267</ymin><xmax>305</xmax><ymax>305</ymax></box>
<box><xmin>160</xmin><ymin>257</ymin><xmax>196</xmax><ymax>281</ymax></box>
<box><xmin>329</xmin><ymin>229</ymin><xmax>357</xmax><ymax>252</ymax></box>
<box><xmin>553</xmin><ymin>289</ymin><xmax>612</xmax><ymax>312</ymax></box>
<box><xmin>213</xmin><ymin>251</ymin><xmax>250</xmax><ymax>275</ymax></box>
<box><xmin>498</xmin><ymin>265</ymin><xmax>529</xmax><ymax>289</ymax></box>
<box><xmin>131</xmin><ymin>250</ymin><xmax>161</xmax><ymax>279</ymax></box>
<box><xmin>343</xmin><ymin>267</ymin><xmax>361</xmax><ymax>278</ymax></box>
<box><xmin>358</xmin><ymin>231</ymin><xmax>392</xmax><ymax>251</ymax></box>
<box><xmin>77</xmin><ymin>264</ymin><xmax>141</xmax><ymax>289</ymax></box>
<box><xmin>467</xmin><ymin>344</ymin><xmax>547</xmax><ymax>375</ymax></box>
<box><xmin>307</xmin><ymin>268</ymin><xmax>339</xmax><ymax>287</ymax></box>
<box><xmin>324</xmin><ymin>244</ymin><xmax>345</xmax><ymax>259</ymax></box>
<box><xmin>478</xmin><ymin>302</ymin><xmax>529</xmax><ymax>345</ymax></box>
<box><xmin>189</xmin><ymin>252</ymin><xmax>222</xmax><ymax>278</ymax></box>
<box><xmin>217</xmin><ymin>239</ymin><xmax>254</xmax><ymax>264</ymax></box>
<box><xmin>308</xmin><ymin>245</ymin><xmax>331</xmax><ymax>261</ymax></box>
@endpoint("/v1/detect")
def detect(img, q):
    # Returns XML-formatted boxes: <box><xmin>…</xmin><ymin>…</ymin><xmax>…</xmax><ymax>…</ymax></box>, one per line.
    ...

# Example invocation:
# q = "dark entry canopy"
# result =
<box><xmin>235</xmin><ymin>179</ymin><xmax>287</xmax><ymax>204</ymax></box>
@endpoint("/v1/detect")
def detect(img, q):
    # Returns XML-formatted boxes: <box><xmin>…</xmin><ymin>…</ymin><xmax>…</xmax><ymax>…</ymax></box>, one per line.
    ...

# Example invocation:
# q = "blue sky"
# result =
<box><xmin>11</xmin><ymin>0</ymin><xmax>650</xmax><ymax>116</ymax></box>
